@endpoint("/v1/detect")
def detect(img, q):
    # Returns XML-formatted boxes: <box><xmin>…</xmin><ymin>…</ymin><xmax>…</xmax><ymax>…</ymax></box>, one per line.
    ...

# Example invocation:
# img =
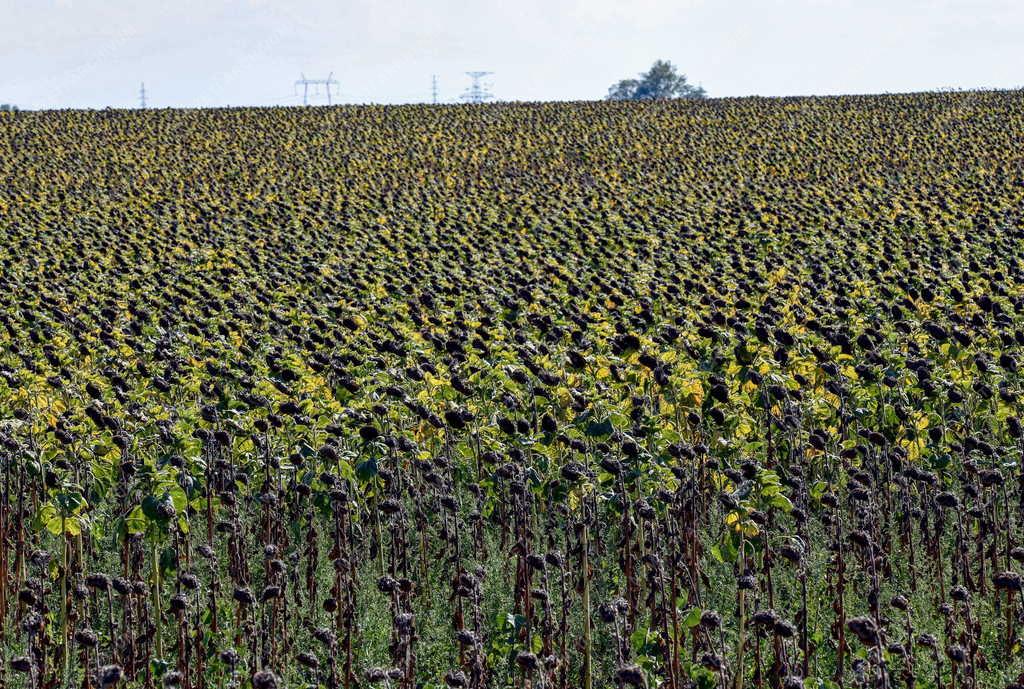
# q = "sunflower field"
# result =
<box><xmin>1</xmin><ymin>91</ymin><xmax>1024</xmax><ymax>689</ymax></box>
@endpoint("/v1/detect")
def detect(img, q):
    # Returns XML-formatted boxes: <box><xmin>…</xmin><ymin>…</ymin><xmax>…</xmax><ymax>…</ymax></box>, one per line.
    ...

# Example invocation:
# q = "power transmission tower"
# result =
<box><xmin>431</xmin><ymin>75</ymin><xmax>439</xmax><ymax>105</ymax></box>
<box><xmin>139</xmin><ymin>82</ymin><xmax>147</xmax><ymax>109</ymax></box>
<box><xmin>461</xmin><ymin>71</ymin><xmax>493</xmax><ymax>104</ymax></box>
<box><xmin>294</xmin><ymin>72</ymin><xmax>339</xmax><ymax>106</ymax></box>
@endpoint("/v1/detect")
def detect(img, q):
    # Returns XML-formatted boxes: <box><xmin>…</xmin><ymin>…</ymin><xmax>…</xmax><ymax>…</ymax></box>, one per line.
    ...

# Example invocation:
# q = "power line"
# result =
<box><xmin>431</xmin><ymin>74</ymin><xmax>439</xmax><ymax>105</ymax></box>
<box><xmin>294</xmin><ymin>72</ymin><xmax>339</xmax><ymax>106</ymax></box>
<box><xmin>461</xmin><ymin>71</ymin><xmax>494</xmax><ymax>104</ymax></box>
<box><xmin>139</xmin><ymin>82</ymin><xmax>147</xmax><ymax>109</ymax></box>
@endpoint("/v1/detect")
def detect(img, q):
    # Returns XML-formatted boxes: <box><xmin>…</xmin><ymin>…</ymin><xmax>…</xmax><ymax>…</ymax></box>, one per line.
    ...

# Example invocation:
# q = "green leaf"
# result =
<box><xmin>337</xmin><ymin>460</ymin><xmax>356</xmax><ymax>483</ymax></box>
<box><xmin>168</xmin><ymin>486</ymin><xmax>188</xmax><ymax>513</ymax></box>
<box><xmin>150</xmin><ymin>659</ymin><xmax>169</xmax><ymax>678</ymax></box>
<box><xmin>584</xmin><ymin>418</ymin><xmax>613</xmax><ymax>438</ymax></box>
<box><xmin>682</xmin><ymin>607</ymin><xmax>702</xmax><ymax>628</ymax></box>
<box><xmin>719</xmin><ymin>535</ymin><xmax>739</xmax><ymax>563</ymax></box>
<box><xmin>54</xmin><ymin>490</ymin><xmax>85</xmax><ymax>515</ymax></box>
<box><xmin>45</xmin><ymin>513</ymin><xmax>64</xmax><ymax>536</ymax></box>
<box><xmin>64</xmin><ymin>516</ymin><xmax>82</xmax><ymax>537</ymax></box>
<box><xmin>141</xmin><ymin>495</ymin><xmax>163</xmax><ymax>521</ymax></box>
<box><xmin>126</xmin><ymin>505</ymin><xmax>148</xmax><ymax>534</ymax></box>
<box><xmin>356</xmin><ymin>457</ymin><xmax>378</xmax><ymax>482</ymax></box>
<box><xmin>160</xmin><ymin>546</ymin><xmax>178</xmax><ymax>574</ymax></box>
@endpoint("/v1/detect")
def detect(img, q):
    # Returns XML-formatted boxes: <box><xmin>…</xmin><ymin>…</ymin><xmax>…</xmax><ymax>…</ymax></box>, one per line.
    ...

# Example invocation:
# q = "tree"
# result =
<box><xmin>0</xmin><ymin>104</ymin><xmax>18</xmax><ymax>112</ymax></box>
<box><xmin>607</xmin><ymin>60</ymin><xmax>706</xmax><ymax>101</ymax></box>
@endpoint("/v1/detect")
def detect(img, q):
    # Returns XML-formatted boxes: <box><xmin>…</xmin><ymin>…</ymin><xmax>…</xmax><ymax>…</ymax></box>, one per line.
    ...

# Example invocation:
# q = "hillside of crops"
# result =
<box><xmin>1</xmin><ymin>91</ymin><xmax>1024</xmax><ymax>689</ymax></box>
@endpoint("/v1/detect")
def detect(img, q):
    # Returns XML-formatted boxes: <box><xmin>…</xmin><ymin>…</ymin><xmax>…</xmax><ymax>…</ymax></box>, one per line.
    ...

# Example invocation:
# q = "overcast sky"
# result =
<box><xmin>2</xmin><ymin>0</ymin><xmax>1022</xmax><ymax>110</ymax></box>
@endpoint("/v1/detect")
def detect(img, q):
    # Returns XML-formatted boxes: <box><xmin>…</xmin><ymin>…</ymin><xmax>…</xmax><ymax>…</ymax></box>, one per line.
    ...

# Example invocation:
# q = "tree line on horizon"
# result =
<box><xmin>607</xmin><ymin>59</ymin><xmax>707</xmax><ymax>101</ymax></box>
